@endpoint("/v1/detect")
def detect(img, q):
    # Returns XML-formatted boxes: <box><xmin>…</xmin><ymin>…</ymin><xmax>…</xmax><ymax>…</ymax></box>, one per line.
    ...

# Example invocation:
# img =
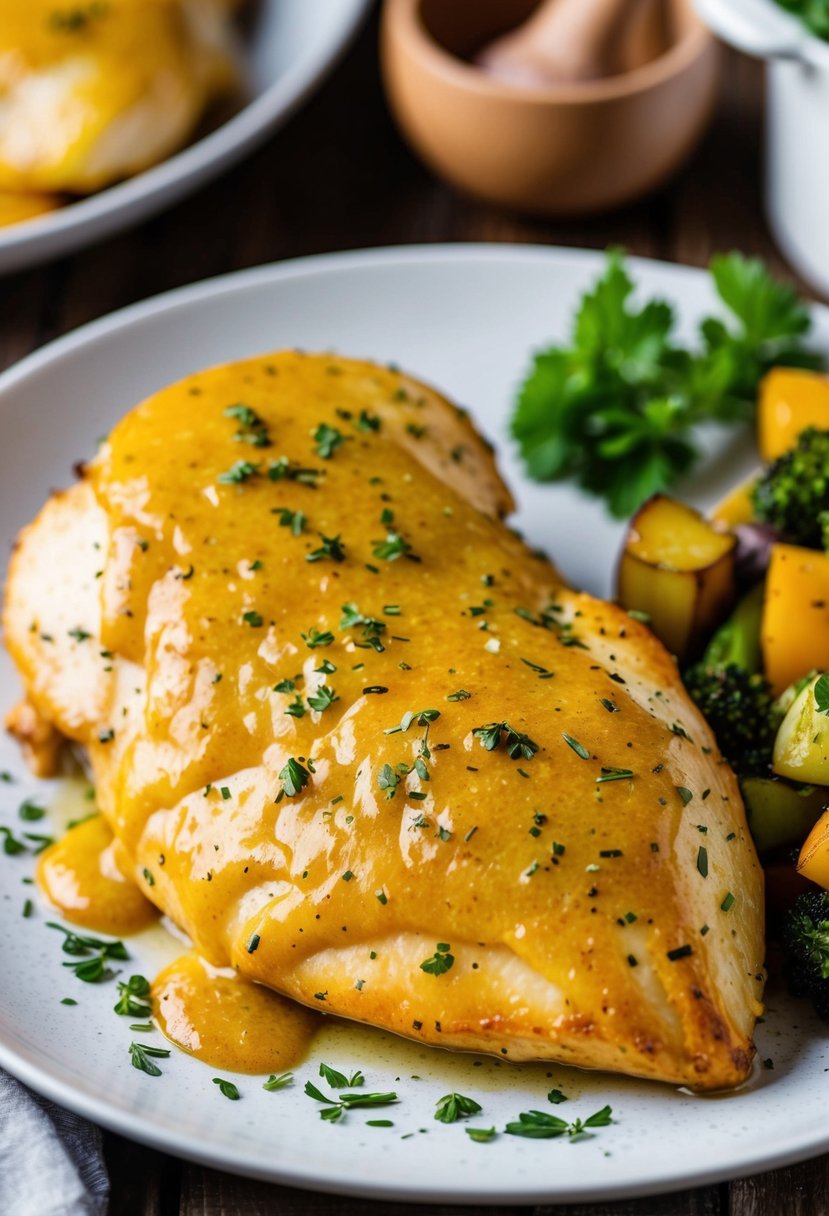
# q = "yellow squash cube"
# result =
<box><xmin>759</xmin><ymin>368</ymin><xmax>829</xmax><ymax>462</ymax></box>
<box><xmin>762</xmin><ymin>545</ymin><xmax>829</xmax><ymax>696</ymax></box>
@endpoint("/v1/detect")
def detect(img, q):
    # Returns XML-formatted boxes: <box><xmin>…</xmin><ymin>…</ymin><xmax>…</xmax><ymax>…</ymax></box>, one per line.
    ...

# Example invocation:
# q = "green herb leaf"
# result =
<box><xmin>213</xmin><ymin>1077</ymin><xmax>241</xmax><ymax>1100</ymax></box>
<box><xmin>434</xmin><ymin>1092</ymin><xmax>483</xmax><ymax>1123</ymax></box>
<box><xmin>510</xmin><ymin>250</ymin><xmax>822</xmax><ymax>517</ymax></box>
<box><xmin>263</xmin><ymin>1072</ymin><xmax>293</xmax><ymax>1091</ymax></box>
<box><xmin>279</xmin><ymin>757</ymin><xmax>311</xmax><ymax>798</ymax></box>
<box><xmin>815</xmin><ymin>674</ymin><xmax>829</xmax><ymax>717</ymax></box>
<box><xmin>420</xmin><ymin>942</ymin><xmax>455</xmax><ymax>976</ymax></box>
<box><xmin>129</xmin><ymin>1042</ymin><xmax>169</xmax><ymax>1076</ymax></box>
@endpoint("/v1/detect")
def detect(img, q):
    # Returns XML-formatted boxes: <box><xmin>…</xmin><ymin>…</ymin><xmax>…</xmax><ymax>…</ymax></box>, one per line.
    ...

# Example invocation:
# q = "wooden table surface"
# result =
<box><xmin>3</xmin><ymin>9</ymin><xmax>828</xmax><ymax>1214</ymax></box>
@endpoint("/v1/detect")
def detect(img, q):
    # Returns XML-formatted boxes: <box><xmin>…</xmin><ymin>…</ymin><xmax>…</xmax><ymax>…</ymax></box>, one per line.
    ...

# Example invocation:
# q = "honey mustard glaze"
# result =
<box><xmin>4</xmin><ymin>352</ymin><xmax>765</xmax><ymax>1089</ymax></box>
<box><xmin>153</xmin><ymin>952</ymin><xmax>318</xmax><ymax>1073</ymax></box>
<box><xmin>37</xmin><ymin>814</ymin><xmax>157</xmax><ymax>935</ymax></box>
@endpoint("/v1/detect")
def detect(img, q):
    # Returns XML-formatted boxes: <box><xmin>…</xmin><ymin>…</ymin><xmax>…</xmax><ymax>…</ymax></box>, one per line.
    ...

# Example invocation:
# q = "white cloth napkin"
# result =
<box><xmin>0</xmin><ymin>1071</ymin><xmax>109</xmax><ymax>1216</ymax></box>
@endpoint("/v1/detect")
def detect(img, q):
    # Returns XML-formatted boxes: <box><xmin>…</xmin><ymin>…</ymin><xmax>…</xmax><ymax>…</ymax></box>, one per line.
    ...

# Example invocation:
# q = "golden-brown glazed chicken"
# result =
<box><xmin>0</xmin><ymin>0</ymin><xmax>238</xmax><ymax>196</ymax></box>
<box><xmin>4</xmin><ymin>353</ymin><xmax>765</xmax><ymax>1090</ymax></box>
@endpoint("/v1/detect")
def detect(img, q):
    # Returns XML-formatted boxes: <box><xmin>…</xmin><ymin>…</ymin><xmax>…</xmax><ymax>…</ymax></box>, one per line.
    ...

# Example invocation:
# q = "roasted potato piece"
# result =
<box><xmin>616</xmin><ymin>495</ymin><xmax>736</xmax><ymax>662</ymax></box>
<box><xmin>773</xmin><ymin>673</ymin><xmax>829</xmax><ymax>784</ymax></box>
<box><xmin>762</xmin><ymin>546</ymin><xmax>829</xmax><ymax>696</ymax></box>
<box><xmin>759</xmin><ymin>368</ymin><xmax>829</xmax><ymax>462</ymax></box>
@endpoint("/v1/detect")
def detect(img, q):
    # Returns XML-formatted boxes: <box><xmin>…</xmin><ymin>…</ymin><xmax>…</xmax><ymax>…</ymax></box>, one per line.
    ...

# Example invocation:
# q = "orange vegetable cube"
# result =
<box><xmin>759</xmin><ymin>368</ymin><xmax>829</xmax><ymax>462</ymax></box>
<box><xmin>762</xmin><ymin>543</ymin><xmax>829</xmax><ymax>695</ymax></box>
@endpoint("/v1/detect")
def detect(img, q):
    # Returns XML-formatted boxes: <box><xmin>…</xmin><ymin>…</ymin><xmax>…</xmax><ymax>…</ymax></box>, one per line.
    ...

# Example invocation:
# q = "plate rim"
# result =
<box><xmin>0</xmin><ymin>0</ymin><xmax>371</xmax><ymax>275</ymax></box>
<box><xmin>2</xmin><ymin>242</ymin><xmax>829</xmax><ymax>1203</ymax></box>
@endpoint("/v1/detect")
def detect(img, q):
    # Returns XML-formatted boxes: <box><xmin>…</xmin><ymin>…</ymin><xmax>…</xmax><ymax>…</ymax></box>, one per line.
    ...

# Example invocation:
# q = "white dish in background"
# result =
<box><xmin>0</xmin><ymin>245</ymin><xmax>827</xmax><ymax>1205</ymax></box>
<box><xmin>0</xmin><ymin>0</ymin><xmax>370</xmax><ymax>276</ymax></box>
<box><xmin>694</xmin><ymin>0</ymin><xmax>829</xmax><ymax>300</ymax></box>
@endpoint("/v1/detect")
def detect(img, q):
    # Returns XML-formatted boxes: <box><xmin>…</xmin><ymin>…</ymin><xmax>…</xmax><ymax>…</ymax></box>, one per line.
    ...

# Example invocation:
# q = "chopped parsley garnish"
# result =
<box><xmin>667</xmin><ymin>945</ymin><xmax>693</xmax><ymax>961</ymax></box>
<box><xmin>466</xmin><ymin>1126</ymin><xmax>497</xmax><ymax>1143</ymax></box>
<box><xmin>113</xmin><ymin>975</ymin><xmax>151</xmax><ymax>1017</ymax></box>
<box><xmin>385</xmin><ymin>708</ymin><xmax>441</xmax><ymax>735</ymax></box>
<box><xmin>596</xmin><ymin>767</ymin><xmax>634</xmax><ymax>784</ymax></box>
<box><xmin>562</xmin><ymin>733</ymin><xmax>590</xmax><ymax>760</ymax></box>
<box><xmin>304</xmin><ymin>1080</ymin><xmax>397</xmax><ymax>1122</ymax></box>
<box><xmin>721</xmin><ymin>891</ymin><xmax>736</xmax><ymax>912</ymax></box>
<box><xmin>284</xmin><ymin>694</ymin><xmax>306</xmax><ymax>719</ymax></box>
<box><xmin>697</xmin><ymin>846</ymin><xmax>709</xmax><ymax>878</ymax></box>
<box><xmin>372</xmin><ymin>532</ymin><xmax>412</xmax><ymax>562</ymax></box>
<box><xmin>0</xmin><ymin>826</ymin><xmax>26</xmax><ymax>855</ymax></box>
<box><xmin>472</xmin><ymin>721</ymin><xmax>539</xmax><ymax>760</ymax></box>
<box><xmin>213</xmin><ymin>1078</ymin><xmax>241</xmax><ymax>1100</ymax></box>
<box><xmin>676</xmin><ymin>786</ymin><xmax>694</xmax><ymax>806</ymax></box>
<box><xmin>307</xmin><ymin>685</ymin><xmax>339</xmax><ymax>712</ymax></box>
<box><xmin>420</xmin><ymin>943</ymin><xmax>455</xmax><ymax>976</ymax></box>
<box><xmin>278</xmin><ymin>757</ymin><xmax>311</xmax><ymax>798</ymax></box>
<box><xmin>434</xmin><ymin>1092</ymin><xmax>482</xmax><ymax>1123</ymax></box>
<box><xmin>242</xmin><ymin>610</ymin><xmax>264</xmax><ymax>628</ymax></box>
<box><xmin>302</xmin><ymin>627</ymin><xmax>334</xmax><ymax>649</ymax></box>
<box><xmin>505</xmin><ymin>1105</ymin><xmax>612</xmax><ymax>1139</ymax></box>
<box><xmin>446</xmin><ymin>689</ymin><xmax>472</xmax><ymax>701</ymax></box>
<box><xmin>263</xmin><ymin>1072</ymin><xmax>293</xmax><ymax>1091</ymax></box>
<box><xmin>224</xmin><ymin>403</ymin><xmax>271</xmax><ymax>447</ymax></box>
<box><xmin>129</xmin><ymin>1042</ymin><xmax>170</xmax><ymax>1077</ymax></box>
<box><xmin>319</xmin><ymin>1063</ymin><xmax>364</xmax><ymax>1089</ymax></box>
<box><xmin>313</xmin><ymin>423</ymin><xmax>346</xmax><ymax>459</ymax></box>
<box><xmin>218</xmin><ymin>459</ymin><xmax>261</xmax><ymax>485</ymax></box>
<box><xmin>307</xmin><ymin>533</ymin><xmax>346</xmax><ymax>563</ymax></box>
<box><xmin>274</xmin><ymin>507</ymin><xmax>306</xmax><ymax>535</ymax></box>
<box><xmin>267</xmin><ymin>458</ymin><xmax>321</xmax><ymax>486</ymax></box>
<box><xmin>48</xmin><ymin>922</ymin><xmax>127</xmax><ymax>983</ymax></box>
<box><xmin>600</xmin><ymin>698</ymin><xmax>620</xmax><ymax>713</ymax></box>
<box><xmin>815</xmin><ymin>674</ymin><xmax>829</xmax><ymax>716</ymax></box>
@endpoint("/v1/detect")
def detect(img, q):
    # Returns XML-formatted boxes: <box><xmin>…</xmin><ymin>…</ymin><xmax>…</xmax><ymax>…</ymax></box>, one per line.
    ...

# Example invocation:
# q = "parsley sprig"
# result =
<box><xmin>48</xmin><ymin>922</ymin><xmax>128</xmax><ymax>983</ymax></box>
<box><xmin>505</xmin><ymin>1104</ymin><xmax>613</xmax><ymax>1139</ymax></box>
<box><xmin>511</xmin><ymin>251</ymin><xmax>822</xmax><ymax>517</ymax></box>
<box><xmin>304</xmin><ymin>1079</ymin><xmax>397</xmax><ymax>1122</ymax></box>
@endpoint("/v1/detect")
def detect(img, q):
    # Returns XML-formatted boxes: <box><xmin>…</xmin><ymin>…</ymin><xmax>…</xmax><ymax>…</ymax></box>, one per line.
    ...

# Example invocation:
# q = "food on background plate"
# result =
<box><xmin>0</xmin><ymin>0</ymin><xmax>241</xmax><ymax>225</ymax></box>
<box><xmin>614</xmin><ymin>365</ymin><xmax>829</xmax><ymax>1022</ymax></box>
<box><xmin>4</xmin><ymin>351</ymin><xmax>764</xmax><ymax>1090</ymax></box>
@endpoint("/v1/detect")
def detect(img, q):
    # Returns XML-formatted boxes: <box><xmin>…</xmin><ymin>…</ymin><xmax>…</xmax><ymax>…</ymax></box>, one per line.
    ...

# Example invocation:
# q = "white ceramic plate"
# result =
<box><xmin>0</xmin><ymin>246</ymin><xmax>827</xmax><ymax>1206</ymax></box>
<box><xmin>0</xmin><ymin>0</ymin><xmax>370</xmax><ymax>276</ymax></box>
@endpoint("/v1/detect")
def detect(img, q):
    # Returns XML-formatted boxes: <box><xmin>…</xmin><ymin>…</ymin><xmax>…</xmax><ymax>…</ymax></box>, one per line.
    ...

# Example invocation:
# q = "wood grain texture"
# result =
<box><xmin>4</xmin><ymin>9</ymin><xmax>827</xmax><ymax>1214</ymax></box>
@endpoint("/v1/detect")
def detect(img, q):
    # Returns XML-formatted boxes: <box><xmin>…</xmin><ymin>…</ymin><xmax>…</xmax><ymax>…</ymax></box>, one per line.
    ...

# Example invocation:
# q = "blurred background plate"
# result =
<box><xmin>0</xmin><ymin>0</ymin><xmax>371</xmax><ymax>277</ymax></box>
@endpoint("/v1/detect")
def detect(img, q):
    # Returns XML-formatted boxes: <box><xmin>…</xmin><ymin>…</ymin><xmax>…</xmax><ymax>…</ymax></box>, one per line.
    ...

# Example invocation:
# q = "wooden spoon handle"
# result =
<box><xmin>477</xmin><ymin>0</ymin><xmax>665</xmax><ymax>86</ymax></box>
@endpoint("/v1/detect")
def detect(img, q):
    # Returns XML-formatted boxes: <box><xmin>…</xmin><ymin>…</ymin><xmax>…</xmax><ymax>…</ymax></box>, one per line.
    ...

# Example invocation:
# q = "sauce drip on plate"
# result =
<box><xmin>37</xmin><ymin>815</ymin><xmax>157</xmax><ymax>935</ymax></box>
<box><xmin>153</xmin><ymin>951</ymin><xmax>319</xmax><ymax>1073</ymax></box>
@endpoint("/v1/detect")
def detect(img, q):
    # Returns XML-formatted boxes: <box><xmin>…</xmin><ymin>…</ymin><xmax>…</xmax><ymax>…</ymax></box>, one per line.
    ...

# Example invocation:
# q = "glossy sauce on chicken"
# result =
<box><xmin>5</xmin><ymin>352</ymin><xmax>765</xmax><ymax>1088</ymax></box>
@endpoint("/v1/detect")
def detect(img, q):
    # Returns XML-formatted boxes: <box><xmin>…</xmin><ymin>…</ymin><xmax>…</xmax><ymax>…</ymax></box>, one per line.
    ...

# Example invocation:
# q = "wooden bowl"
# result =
<box><xmin>381</xmin><ymin>0</ymin><xmax>720</xmax><ymax>216</ymax></box>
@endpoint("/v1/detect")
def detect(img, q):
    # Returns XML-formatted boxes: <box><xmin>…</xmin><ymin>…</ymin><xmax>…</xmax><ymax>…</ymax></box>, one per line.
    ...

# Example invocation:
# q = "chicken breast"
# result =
<box><xmin>0</xmin><ymin>0</ymin><xmax>238</xmax><ymax>194</ymax></box>
<box><xmin>4</xmin><ymin>352</ymin><xmax>765</xmax><ymax>1090</ymax></box>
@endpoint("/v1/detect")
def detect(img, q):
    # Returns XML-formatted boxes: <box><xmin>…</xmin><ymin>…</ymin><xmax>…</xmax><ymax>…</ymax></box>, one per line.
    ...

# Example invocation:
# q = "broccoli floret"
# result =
<box><xmin>753</xmin><ymin>427</ymin><xmax>829</xmax><ymax>549</ymax></box>
<box><xmin>683</xmin><ymin>663</ymin><xmax>780</xmax><ymax>777</ymax></box>
<box><xmin>682</xmin><ymin>586</ymin><xmax>780</xmax><ymax>775</ymax></box>
<box><xmin>783</xmin><ymin>889</ymin><xmax>829</xmax><ymax>1022</ymax></box>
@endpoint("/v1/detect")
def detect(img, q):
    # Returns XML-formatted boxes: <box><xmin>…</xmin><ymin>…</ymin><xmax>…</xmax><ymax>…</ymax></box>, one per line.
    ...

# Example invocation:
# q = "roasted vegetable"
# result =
<box><xmin>773</xmin><ymin>673</ymin><xmax>829</xmax><ymax>784</ymax></box>
<box><xmin>753</xmin><ymin>427</ymin><xmax>829</xmax><ymax>550</ymax></box>
<box><xmin>782</xmin><ymin>888</ymin><xmax>829</xmax><ymax>1020</ymax></box>
<box><xmin>798</xmin><ymin>809</ymin><xmax>829</xmax><ymax>889</ymax></box>
<box><xmin>683</xmin><ymin>587</ymin><xmax>779</xmax><ymax>779</ymax></box>
<box><xmin>684</xmin><ymin>667</ymin><xmax>779</xmax><ymax>778</ymax></box>
<box><xmin>762</xmin><ymin>545</ymin><xmax>829</xmax><ymax>694</ymax></box>
<box><xmin>617</xmin><ymin>495</ymin><xmax>736</xmax><ymax>662</ymax></box>
<box><xmin>741</xmin><ymin>776</ymin><xmax>826</xmax><ymax>854</ymax></box>
<box><xmin>710</xmin><ymin>475</ymin><xmax>759</xmax><ymax>529</ymax></box>
<box><xmin>758</xmin><ymin>368</ymin><xmax>829</xmax><ymax>461</ymax></box>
